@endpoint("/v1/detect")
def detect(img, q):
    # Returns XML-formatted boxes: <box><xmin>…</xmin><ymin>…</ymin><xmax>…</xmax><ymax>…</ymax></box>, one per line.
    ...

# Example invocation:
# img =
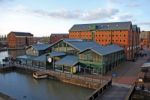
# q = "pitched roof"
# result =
<box><xmin>132</xmin><ymin>25</ymin><xmax>138</xmax><ymax>32</ymax></box>
<box><xmin>50</xmin><ymin>33</ymin><xmax>69</xmax><ymax>36</ymax></box>
<box><xmin>55</xmin><ymin>55</ymin><xmax>78</xmax><ymax>66</ymax></box>
<box><xmin>68</xmin><ymin>41</ymin><xmax>102</xmax><ymax>51</ymax></box>
<box><xmin>80</xmin><ymin>44</ymin><xmax>123</xmax><ymax>56</ymax></box>
<box><xmin>17</xmin><ymin>54</ymin><xmax>47</xmax><ymax>62</ymax></box>
<box><xmin>34</xmin><ymin>54</ymin><xmax>47</xmax><ymax>62</ymax></box>
<box><xmin>31</xmin><ymin>44</ymin><xmax>52</xmax><ymax>51</ymax></box>
<box><xmin>10</xmin><ymin>31</ymin><xmax>33</xmax><ymax>36</ymax></box>
<box><xmin>48</xmin><ymin>52</ymin><xmax>66</xmax><ymax>57</ymax></box>
<box><xmin>62</xmin><ymin>39</ymin><xmax>102</xmax><ymax>51</ymax></box>
<box><xmin>69</xmin><ymin>21</ymin><xmax>132</xmax><ymax>32</ymax></box>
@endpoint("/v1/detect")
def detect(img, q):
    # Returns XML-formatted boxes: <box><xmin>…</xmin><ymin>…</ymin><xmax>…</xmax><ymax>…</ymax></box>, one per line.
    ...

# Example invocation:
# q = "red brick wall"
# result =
<box><xmin>7</xmin><ymin>32</ymin><xmax>34</xmax><ymax>48</ymax></box>
<box><xmin>7</xmin><ymin>33</ymin><xmax>17</xmax><ymax>48</ymax></box>
<box><xmin>69</xmin><ymin>29</ymin><xmax>138</xmax><ymax>60</ymax></box>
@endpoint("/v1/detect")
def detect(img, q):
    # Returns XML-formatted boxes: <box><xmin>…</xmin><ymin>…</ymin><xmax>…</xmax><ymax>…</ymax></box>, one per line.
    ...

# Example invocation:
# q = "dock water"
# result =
<box><xmin>0</xmin><ymin>64</ymin><xmax>108</xmax><ymax>89</ymax></box>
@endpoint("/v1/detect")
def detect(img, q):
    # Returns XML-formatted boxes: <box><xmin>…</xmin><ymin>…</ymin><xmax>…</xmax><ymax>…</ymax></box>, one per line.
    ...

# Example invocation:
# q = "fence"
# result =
<box><xmin>0</xmin><ymin>63</ymin><xmax>107</xmax><ymax>89</ymax></box>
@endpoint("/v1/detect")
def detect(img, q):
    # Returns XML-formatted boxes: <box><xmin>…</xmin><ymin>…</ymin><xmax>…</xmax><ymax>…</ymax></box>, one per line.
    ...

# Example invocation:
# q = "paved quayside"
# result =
<box><xmin>96</xmin><ymin>83</ymin><xmax>131</xmax><ymax>100</ymax></box>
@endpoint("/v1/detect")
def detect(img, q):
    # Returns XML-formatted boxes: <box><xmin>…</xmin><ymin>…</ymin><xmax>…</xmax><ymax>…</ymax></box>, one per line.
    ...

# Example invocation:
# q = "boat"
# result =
<box><xmin>33</xmin><ymin>71</ymin><xmax>48</xmax><ymax>79</ymax></box>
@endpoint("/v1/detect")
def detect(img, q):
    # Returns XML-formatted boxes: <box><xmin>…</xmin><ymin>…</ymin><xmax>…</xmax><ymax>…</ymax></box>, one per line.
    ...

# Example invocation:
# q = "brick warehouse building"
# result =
<box><xmin>49</xmin><ymin>33</ymin><xmax>69</xmax><ymax>44</ymax></box>
<box><xmin>69</xmin><ymin>21</ymin><xmax>140</xmax><ymax>60</ymax></box>
<box><xmin>7</xmin><ymin>31</ymin><xmax>34</xmax><ymax>49</ymax></box>
<box><xmin>140</xmin><ymin>31</ymin><xmax>150</xmax><ymax>48</ymax></box>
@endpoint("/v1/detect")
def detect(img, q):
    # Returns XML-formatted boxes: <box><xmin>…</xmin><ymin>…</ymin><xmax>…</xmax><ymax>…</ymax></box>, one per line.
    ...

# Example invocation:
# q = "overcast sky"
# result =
<box><xmin>0</xmin><ymin>0</ymin><xmax>149</xmax><ymax>36</ymax></box>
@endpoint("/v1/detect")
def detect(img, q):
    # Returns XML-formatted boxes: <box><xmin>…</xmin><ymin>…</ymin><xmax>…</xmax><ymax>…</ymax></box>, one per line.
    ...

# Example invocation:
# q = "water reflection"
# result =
<box><xmin>8</xmin><ymin>50</ymin><xmax>25</xmax><ymax>59</ymax></box>
<box><xmin>0</xmin><ymin>71</ymin><xmax>93</xmax><ymax>100</ymax></box>
<box><xmin>0</xmin><ymin>50</ymin><xmax>93</xmax><ymax>100</ymax></box>
<box><xmin>0</xmin><ymin>50</ymin><xmax>25</xmax><ymax>63</ymax></box>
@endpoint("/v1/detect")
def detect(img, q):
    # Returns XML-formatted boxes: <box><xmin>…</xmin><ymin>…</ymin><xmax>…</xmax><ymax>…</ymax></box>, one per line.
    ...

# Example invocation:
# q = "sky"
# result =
<box><xmin>0</xmin><ymin>0</ymin><xmax>150</xmax><ymax>36</ymax></box>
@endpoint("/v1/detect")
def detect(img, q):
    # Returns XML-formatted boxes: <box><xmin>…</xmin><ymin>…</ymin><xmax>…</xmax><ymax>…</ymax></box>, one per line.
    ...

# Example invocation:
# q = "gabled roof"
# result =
<box><xmin>137</xmin><ymin>27</ymin><xmax>140</xmax><ymax>33</ymax></box>
<box><xmin>10</xmin><ymin>31</ymin><xmax>33</xmax><ymax>36</ymax></box>
<box><xmin>68</xmin><ymin>41</ymin><xmax>102</xmax><ymax>51</ymax></box>
<box><xmin>80</xmin><ymin>44</ymin><xmax>123</xmax><ymax>56</ymax></box>
<box><xmin>50</xmin><ymin>33</ymin><xmax>69</xmax><ymax>36</ymax></box>
<box><xmin>63</xmin><ymin>38</ymin><xmax>83</xmax><ymax>42</ymax></box>
<box><xmin>51</xmin><ymin>39</ymin><xmax>102</xmax><ymax>52</ymax></box>
<box><xmin>69</xmin><ymin>21</ymin><xmax>132</xmax><ymax>32</ymax></box>
<box><xmin>34</xmin><ymin>54</ymin><xmax>47</xmax><ymax>62</ymax></box>
<box><xmin>48</xmin><ymin>52</ymin><xmax>66</xmax><ymax>57</ymax></box>
<box><xmin>132</xmin><ymin>25</ymin><xmax>138</xmax><ymax>32</ymax></box>
<box><xmin>62</xmin><ymin>39</ymin><xmax>102</xmax><ymax>51</ymax></box>
<box><xmin>55</xmin><ymin>55</ymin><xmax>78</xmax><ymax>66</ymax></box>
<box><xmin>30</xmin><ymin>44</ymin><xmax>52</xmax><ymax>51</ymax></box>
<box><xmin>17</xmin><ymin>54</ymin><xmax>47</xmax><ymax>62</ymax></box>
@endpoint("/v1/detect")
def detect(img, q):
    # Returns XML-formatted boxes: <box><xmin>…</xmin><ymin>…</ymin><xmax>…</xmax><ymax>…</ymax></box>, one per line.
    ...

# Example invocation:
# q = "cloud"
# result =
<box><xmin>118</xmin><ymin>14</ymin><xmax>133</xmax><ymax>20</ymax></box>
<box><xmin>11</xmin><ymin>6</ymin><xmax>119</xmax><ymax>21</ymax></box>
<box><xmin>126</xmin><ymin>3</ymin><xmax>140</xmax><ymax>8</ymax></box>
<box><xmin>138</xmin><ymin>22</ymin><xmax>150</xmax><ymax>26</ymax></box>
<box><xmin>111</xmin><ymin>13</ymin><xmax>134</xmax><ymax>21</ymax></box>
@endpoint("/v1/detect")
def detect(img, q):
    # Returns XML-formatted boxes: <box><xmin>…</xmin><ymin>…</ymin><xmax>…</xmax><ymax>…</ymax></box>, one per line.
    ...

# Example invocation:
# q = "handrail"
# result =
<box><xmin>125</xmin><ymin>85</ymin><xmax>135</xmax><ymax>100</ymax></box>
<box><xmin>87</xmin><ymin>79</ymin><xmax>112</xmax><ymax>100</ymax></box>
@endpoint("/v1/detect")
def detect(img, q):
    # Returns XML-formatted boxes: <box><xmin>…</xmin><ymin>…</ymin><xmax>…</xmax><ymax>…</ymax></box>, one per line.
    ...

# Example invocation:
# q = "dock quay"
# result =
<box><xmin>0</xmin><ymin>63</ymin><xmax>109</xmax><ymax>90</ymax></box>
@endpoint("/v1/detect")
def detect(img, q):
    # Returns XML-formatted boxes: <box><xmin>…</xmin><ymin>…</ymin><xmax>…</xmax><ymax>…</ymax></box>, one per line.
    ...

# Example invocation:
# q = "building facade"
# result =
<box><xmin>69</xmin><ymin>21</ymin><xmax>140</xmax><ymax>60</ymax></box>
<box><xmin>17</xmin><ymin>39</ymin><xmax>125</xmax><ymax>75</ymax></box>
<box><xmin>49</xmin><ymin>33</ymin><xmax>69</xmax><ymax>44</ymax></box>
<box><xmin>17</xmin><ymin>44</ymin><xmax>52</xmax><ymax>69</ymax></box>
<box><xmin>140</xmin><ymin>31</ymin><xmax>150</xmax><ymax>48</ymax></box>
<box><xmin>79</xmin><ymin>45</ymin><xmax>125</xmax><ymax>74</ymax></box>
<box><xmin>7</xmin><ymin>31</ymin><xmax>34</xmax><ymax>49</ymax></box>
<box><xmin>50</xmin><ymin>39</ymin><xmax>125</xmax><ymax>74</ymax></box>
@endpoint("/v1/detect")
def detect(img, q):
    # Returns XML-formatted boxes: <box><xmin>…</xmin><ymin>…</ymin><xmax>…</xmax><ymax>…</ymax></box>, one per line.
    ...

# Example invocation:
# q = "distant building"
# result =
<box><xmin>140</xmin><ymin>31</ymin><xmax>150</xmax><ymax>48</ymax></box>
<box><xmin>0</xmin><ymin>35</ymin><xmax>7</xmax><ymax>48</ymax></box>
<box><xmin>49</xmin><ymin>33</ymin><xmax>69</xmax><ymax>44</ymax></box>
<box><xmin>34</xmin><ymin>37</ymin><xmax>50</xmax><ymax>44</ymax></box>
<box><xmin>7</xmin><ymin>31</ymin><xmax>34</xmax><ymax>49</ymax></box>
<box><xmin>69</xmin><ymin>21</ymin><xmax>140</xmax><ymax>60</ymax></box>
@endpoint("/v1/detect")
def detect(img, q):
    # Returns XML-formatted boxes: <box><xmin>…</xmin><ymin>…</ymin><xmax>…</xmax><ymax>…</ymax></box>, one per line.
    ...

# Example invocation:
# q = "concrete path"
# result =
<box><xmin>107</xmin><ymin>53</ymin><xmax>149</xmax><ymax>85</ymax></box>
<box><xmin>96</xmin><ymin>49</ymin><xmax>150</xmax><ymax>100</ymax></box>
<box><xmin>96</xmin><ymin>85</ymin><xmax>130</xmax><ymax>100</ymax></box>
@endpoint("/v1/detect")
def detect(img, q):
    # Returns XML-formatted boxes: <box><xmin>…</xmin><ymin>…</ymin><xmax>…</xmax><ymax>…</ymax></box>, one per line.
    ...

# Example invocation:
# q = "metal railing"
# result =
<box><xmin>87</xmin><ymin>79</ymin><xmax>112</xmax><ymax>100</ymax></box>
<box><xmin>0</xmin><ymin>63</ymin><xmax>105</xmax><ymax>85</ymax></box>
